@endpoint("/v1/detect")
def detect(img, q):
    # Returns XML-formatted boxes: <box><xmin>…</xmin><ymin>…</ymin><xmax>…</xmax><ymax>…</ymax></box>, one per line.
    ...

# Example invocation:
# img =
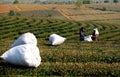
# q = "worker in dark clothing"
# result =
<box><xmin>79</xmin><ymin>27</ymin><xmax>86</xmax><ymax>41</ymax></box>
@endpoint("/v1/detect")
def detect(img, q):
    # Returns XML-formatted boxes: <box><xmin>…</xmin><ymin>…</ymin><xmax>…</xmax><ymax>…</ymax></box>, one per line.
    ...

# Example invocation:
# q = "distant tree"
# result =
<box><xmin>104</xmin><ymin>0</ymin><xmax>110</xmax><ymax>3</ymax></box>
<box><xmin>34</xmin><ymin>0</ymin><xmax>40</xmax><ymax>4</ymax></box>
<box><xmin>8</xmin><ymin>10</ymin><xmax>21</xmax><ymax>16</ymax></box>
<box><xmin>83</xmin><ymin>0</ymin><xmax>93</xmax><ymax>4</ymax></box>
<box><xmin>8</xmin><ymin>10</ymin><xmax>15</xmax><ymax>16</ymax></box>
<box><xmin>89</xmin><ymin>0</ymin><xmax>93</xmax><ymax>4</ymax></box>
<box><xmin>76</xmin><ymin>0</ymin><xmax>83</xmax><ymax>8</ymax></box>
<box><xmin>13</xmin><ymin>0</ymin><xmax>19</xmax><ymax>4</ymax></box>
<box><xmin>113</xmin><ymin>0</ymin><xmax>119</xmax><ymax>3</ymax></box>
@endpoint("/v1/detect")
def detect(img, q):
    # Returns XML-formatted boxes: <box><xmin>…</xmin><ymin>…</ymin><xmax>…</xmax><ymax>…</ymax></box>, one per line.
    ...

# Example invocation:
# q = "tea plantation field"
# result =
<box><xmin>0</xmin><ymin>16</ymin><xmax>120</xmax><ymax>77</ymax></box>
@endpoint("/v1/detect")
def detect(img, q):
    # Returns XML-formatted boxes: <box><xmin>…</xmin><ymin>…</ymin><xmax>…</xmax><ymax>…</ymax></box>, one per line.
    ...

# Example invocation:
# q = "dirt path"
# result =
<box><xmin>13</xmin><ymin>5</ymin><xmax>71</xmax><ymax>20</ymax></box>
<box><xmin>14</xmin><ymin>5</ymin><xmax>22</xmax><ymax>11</ymax></box>
<box><xmin>57</xmin><ymin>9</ymin><xmax>72</xmax><ymax>20</ymax></box>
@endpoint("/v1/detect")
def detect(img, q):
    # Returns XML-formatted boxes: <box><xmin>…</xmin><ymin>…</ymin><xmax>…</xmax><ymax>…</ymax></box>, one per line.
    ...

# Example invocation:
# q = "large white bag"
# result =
<box><xmin>10</xmin><ymin>32</ymin><xmax>37</xmax><ymax>48</ymax></box>
<box><xmin>0</xmin><ymin>44</ymin><xmax>41</xmax><ymax>67</ymax></box>
<box><xmin>84</xmin><ymin>35</ymin><xmax>92</xmax><ymax>42</ymax></box>
<box><xmin>49</xmin><ymin>34</ymin><xmax>66</xmax><ymax>45</ymax></box>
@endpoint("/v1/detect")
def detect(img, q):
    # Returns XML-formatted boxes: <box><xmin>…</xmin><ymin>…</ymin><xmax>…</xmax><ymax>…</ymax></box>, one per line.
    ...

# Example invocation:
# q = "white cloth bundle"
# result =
<box><xmin>0</xmin><ymin>32</ymin><xmax>41</xmax><ymax>68</ymax></box>
<box><xmin>49</xmin><ymin>34</ymin><xmax>66</xmax><ymax>45</ymax></box>
<box><xmin>10</xmin><ymin>32</ymin><xmax>37</xmax><ymax>48</ymax></box>
<box><xmin>0</xmin><ymin>44</ymin><xmax>41</xmax><ymax>67</ymax></box>
<box><xmin>84</xmin><ymin>35</ymin><xmax>92</xmax><ymax>42</ymax></box>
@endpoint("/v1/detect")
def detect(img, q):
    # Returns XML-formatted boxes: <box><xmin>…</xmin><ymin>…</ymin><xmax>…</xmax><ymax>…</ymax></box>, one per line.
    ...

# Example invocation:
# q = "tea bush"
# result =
<box><xmin>0</xmin><ymin>16</ymin><xmax>120</xmax><ymax>76</ymax></box>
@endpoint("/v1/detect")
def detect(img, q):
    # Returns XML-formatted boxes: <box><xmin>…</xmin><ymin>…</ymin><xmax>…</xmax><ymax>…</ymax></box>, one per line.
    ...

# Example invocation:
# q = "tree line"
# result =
<box><xmin>12</xmin><ymin>0</ymin><xmax>119</xmax><ymax>4</ymax></box>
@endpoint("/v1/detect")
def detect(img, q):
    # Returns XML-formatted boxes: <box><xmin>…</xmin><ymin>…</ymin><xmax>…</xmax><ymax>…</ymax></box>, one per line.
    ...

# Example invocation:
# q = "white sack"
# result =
<box><xmin>49</xmin><ymin>34</ymin><xmax>66</xmax><ymax>45</ymax></box>
<box><xmin>84</xmin><ymin>35</ymin><xmax>92</xmax><ymax>42</ymax></box>
<box><xmin>0</xmin><ymin>44</ymin><xmax>41</xmax><ymax>67</ymax></box>
<box><xmin>10</xmin><ymin>32</ymin><xmax>37</xmax><ymax>48</ymax></box>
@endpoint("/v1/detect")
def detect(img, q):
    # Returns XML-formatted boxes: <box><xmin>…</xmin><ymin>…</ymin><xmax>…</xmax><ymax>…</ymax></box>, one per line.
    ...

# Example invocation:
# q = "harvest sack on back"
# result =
<box><xmin>49</xmin><ymin>34</ymin><xmax>66</xmax><ymax>45</ymax></box>
<box><xmin>10</xmin><ymin>32</ymin><xmax>37</xmax><ymax>48</ymax></box>
<box><xmin>84</xmin><ymin>35</ymin><xmax>92</xmax><ymax>42</ymax></box>
<box><xmin>0</xmin><ymin>44</ymin><xmax>41</xmax><ymax>67</ymax></box>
